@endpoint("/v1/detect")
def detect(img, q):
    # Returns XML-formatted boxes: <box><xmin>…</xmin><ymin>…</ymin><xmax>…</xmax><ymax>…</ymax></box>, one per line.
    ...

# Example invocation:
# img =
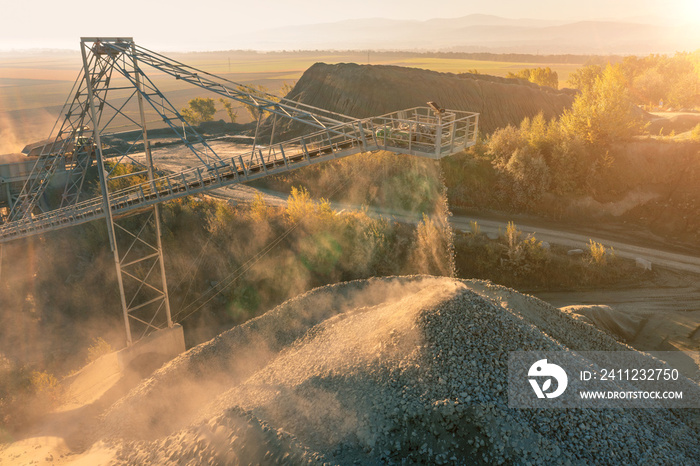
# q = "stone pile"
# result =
<box><xmin>105</xmin><ymin>276</ymin><xmax>699</xmax><ymax>465</ymax></box>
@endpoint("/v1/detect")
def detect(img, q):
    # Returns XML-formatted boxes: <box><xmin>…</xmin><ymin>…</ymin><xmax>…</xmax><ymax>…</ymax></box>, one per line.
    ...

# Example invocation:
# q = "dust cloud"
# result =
<box><xmin>0</xmin><ymin>234</ymin><xmax>126</xmax><ymax>435</ymax></box>
<box><xmin>0</xmin><ymin>110</ymin><xmax>56</xmax><ymax>155</ymax></box>
<box><xmin>0</xmin><ymin>121</ymin><xmax>24</xmax><ymax>155</ymax></box>
<box><xmin>0</xmin><ymin>139</ymin><xmax>458</xmax><ymax>444</ymax></box>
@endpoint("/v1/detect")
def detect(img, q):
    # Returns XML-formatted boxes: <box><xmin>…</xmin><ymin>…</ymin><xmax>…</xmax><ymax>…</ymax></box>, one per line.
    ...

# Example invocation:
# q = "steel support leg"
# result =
<box><xmin>112</xmin><ymin>209</ymin><xmax>171</xmax><ymax>345</ymax></box>
<box><xmin>81</xmin><ymin>38</ymin><xmax>173</xmax><ymax>346</ymax></box>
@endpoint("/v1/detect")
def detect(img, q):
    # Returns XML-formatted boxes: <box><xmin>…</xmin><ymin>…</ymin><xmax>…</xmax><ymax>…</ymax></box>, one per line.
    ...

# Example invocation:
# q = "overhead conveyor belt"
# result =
<box><xmin>0</xmin><ymin>37</ymin><xmax>479</xmax><ymax>345</ymax></box>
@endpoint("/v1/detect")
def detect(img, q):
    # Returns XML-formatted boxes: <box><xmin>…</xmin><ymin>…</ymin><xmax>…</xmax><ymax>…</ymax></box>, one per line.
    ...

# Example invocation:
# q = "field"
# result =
<box><xmin>0</xmin><ymin>49</ymin><xmax>584</xmax><ymax>153</ymax></box>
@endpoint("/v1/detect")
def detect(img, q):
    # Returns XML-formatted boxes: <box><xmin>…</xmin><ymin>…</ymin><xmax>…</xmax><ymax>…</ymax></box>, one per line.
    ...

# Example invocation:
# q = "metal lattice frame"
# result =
<box><xmin>0</xmin><ymin>37</ymin><xmax>479</xmax><ymax>346</ymax></box>
<box><xmin>78</xmin><ymin>38</ymin><xmax>173</xmax><ymax>344</ymax></box>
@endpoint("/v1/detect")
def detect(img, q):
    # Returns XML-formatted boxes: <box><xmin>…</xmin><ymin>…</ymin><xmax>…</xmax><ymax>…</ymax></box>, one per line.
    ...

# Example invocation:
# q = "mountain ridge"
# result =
<box><xmin>236</xmin><ymin>14</ymin><xmax>700</xmax><ymax>54</ymax></box>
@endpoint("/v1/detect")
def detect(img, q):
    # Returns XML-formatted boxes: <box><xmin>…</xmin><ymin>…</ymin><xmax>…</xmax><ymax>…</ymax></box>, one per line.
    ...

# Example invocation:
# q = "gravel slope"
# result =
<box><xmin>100</xmin><ymin>276</ymin><xmax>698</xmax><ymax>465</ymax></box>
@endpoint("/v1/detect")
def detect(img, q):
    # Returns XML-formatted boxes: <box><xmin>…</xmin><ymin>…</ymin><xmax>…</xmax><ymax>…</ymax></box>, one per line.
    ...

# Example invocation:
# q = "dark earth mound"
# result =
<box><xmin>282</xmin><ymin>63</ymin><xmax>576</xmax><ymax>136</ymax></box>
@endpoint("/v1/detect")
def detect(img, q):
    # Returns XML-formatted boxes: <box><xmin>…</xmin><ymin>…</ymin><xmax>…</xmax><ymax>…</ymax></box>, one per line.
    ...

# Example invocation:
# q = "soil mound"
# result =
<box><xmin>560</xmin><ymin>304</ymin><xmax>647</xmax><ymax>343</ymax></box>
<box><xmin>100</xmin><ymin>276</ymin><xmax>698</xmax><ymax>465</ymax></box>
<box><xmin>282</xmin><ymin>63</ymin><xmax>576</xmax><ymax>135</ymax></box>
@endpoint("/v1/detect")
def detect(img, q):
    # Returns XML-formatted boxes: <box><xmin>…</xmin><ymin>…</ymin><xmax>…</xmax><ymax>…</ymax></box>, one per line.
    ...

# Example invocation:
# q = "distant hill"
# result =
<box><xmin>279</xmin><ymin>63</ymin><xmax>576</xmax><ymax>136</ymax></box>
<box><xmin>238</xmin><ymin>14</ymin><xmax>700</xmax><ymax>54</ymax></box>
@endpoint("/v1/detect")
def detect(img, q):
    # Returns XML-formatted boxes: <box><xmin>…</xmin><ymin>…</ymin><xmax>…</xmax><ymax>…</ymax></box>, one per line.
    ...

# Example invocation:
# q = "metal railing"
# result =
<box><xmin>0</xmin><ymin>107</ymin><xmax>478</xmax><ymax>243</ymax></box>
<box><xmin>367</xmin><ymin>107</ymin><xmax>478</xmax><ymax>158</ymax></box>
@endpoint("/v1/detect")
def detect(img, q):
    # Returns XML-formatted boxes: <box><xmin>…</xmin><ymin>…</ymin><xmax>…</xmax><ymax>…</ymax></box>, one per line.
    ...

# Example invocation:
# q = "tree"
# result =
<box><xmin>219</xmin><ymin>98</ymin><xmax>237</xmax><ymax>123</ymax></box>
<box><xmin>506</xmin><ymin>67</ymin><xmax>559</xmax><ymax>89</ymax></box>
<box><xmin>180</xmin><ymin>97</ymin><xmax>217</xmax><ymax>125</ymax></box>
<box><xmin>560</xmin><ymin>65</ymin><xmax>642</xmax><ymax>146</ymax></box>
<box><xmin>238</xmin><ymin>84</ymin><xmax>276</xmax><ymax>121</ymax></box>
<box><xmin>567</xmin><ymin>65</ymin><xmax>603</xmax><ymax>92</ymax></box>
<box><xmin>279</xmin><ymin>81</ymin><xmax>296</xmax><ymax>98</ymax></box>
<box><xmin>613</xmin><ymin>52</ymin><xmax>700</xmax><ymax>109</ymax></box>
<box><xmin>667</xmin><ymin>71</ymin><xmax>699</xmax><ymax>108</ymax></box>
<box><xmin>504</xmin><ymin>146</ymin><xmax>550</xmax><ymax>206</ymax></box>
<box><xmin>520</xmin><ymin>112</ymin><xmax>555</xmax><ymax>159</ymax></box>
<box><xmin>487</xmin><ymin>125</ymin><xmax>524</xmax><ymax>169</ymax></box>
<box><xmin>530</xmin><ymin>67</ymin><xmax>559</xmax><ymax>89</ymax></box>
<box><xmin>488</xmin><ymin>112</ymin><xmax>591</xmax><ymax>196</ymax></box>
<box><xmin>633</xmin><ymin>68</ymin><xmax>666</xmax><ymax>106</ymax></box>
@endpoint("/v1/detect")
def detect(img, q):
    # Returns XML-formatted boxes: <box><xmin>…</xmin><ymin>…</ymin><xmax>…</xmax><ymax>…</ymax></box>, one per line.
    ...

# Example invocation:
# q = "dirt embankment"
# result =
<box><xmin>559</xmin><ymin>139</ymin><xmax>700</xmax><ymax>245</ymax></box>
<box><xmin>281</xmin><ymin>63</ymin><xmax>575</xmax><ymax>135</ymax></box>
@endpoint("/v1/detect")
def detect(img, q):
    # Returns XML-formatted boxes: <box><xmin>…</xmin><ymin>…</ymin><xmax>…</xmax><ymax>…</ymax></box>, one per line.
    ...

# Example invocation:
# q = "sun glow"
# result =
<box><xmin>679</xmin><ymin>0</ymin><xmax>700</xmax><ymax>24</ymax></box>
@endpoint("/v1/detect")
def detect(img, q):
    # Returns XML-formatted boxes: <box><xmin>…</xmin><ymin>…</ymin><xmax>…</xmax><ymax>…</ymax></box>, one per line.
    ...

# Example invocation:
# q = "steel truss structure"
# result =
<box><xmin>0</xmin><ymin>37</ymin><xmax>479</xmax><ymax>345</ymax></box>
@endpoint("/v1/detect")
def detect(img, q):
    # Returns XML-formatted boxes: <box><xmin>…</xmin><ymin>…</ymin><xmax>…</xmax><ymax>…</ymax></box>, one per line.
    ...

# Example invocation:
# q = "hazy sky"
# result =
<box><xmin>1</xmin><ymin>0</ymin><xmax>699</xmax><ymax>51</ymax></box>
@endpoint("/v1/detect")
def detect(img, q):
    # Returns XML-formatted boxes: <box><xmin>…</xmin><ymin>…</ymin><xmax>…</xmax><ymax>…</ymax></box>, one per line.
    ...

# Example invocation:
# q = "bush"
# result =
<box><xmin>469</xmin><ymin>220</ymin><xmax>480</xmax><ymax>235</ymax></box>
<box><xmin>454</xmin><ymin>228</ymin><xmax>641</xmax><ymax>290</ymax></box>
<box><xmin>86</xmin><ymin>337</ymin><xmax>113</xmax><ymax>363</ymax></box>
<box><xmin>504</xmin><ymin>146</ymin><xmax>550</xmax><ymax>206</ymax></box>
<box><xmin>486</xmin><ymin>114</ymin><xmax>590</xmax><ymax>205</ymax></box>
<box><xmin>588</xmin><ymin>239</ymin><xmax>613</xmax><ymax>266</ymax></box>
<box><xmin>488</xmin><ymin>125</ymin><xmax>523</xmax><ymax>170</ymax></box>
<box><xmin>503</xmin><ymin>222</ymin><xmax>549</xmax><ymax>276</ymax></box>
<box><xmin>248</xmin><ymin>192</ymin><xmax>270</xmax><ymax>222</ymax></box>
<box><xmin>285</xmin><ymin>186</ymin><xmax>334</xmax><ymax>226</ymax></box>
<box><xmin>690</xmin><ymin>123</ymin><xmax>700</xmax><ymax>142</ymax></box>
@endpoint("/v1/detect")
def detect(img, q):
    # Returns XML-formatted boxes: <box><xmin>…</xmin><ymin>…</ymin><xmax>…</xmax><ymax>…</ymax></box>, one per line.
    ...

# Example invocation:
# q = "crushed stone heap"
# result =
<box><xmin>102</xmin><ymin>276</ymin><xmax>699</xmax><ymax>465</ymax></box>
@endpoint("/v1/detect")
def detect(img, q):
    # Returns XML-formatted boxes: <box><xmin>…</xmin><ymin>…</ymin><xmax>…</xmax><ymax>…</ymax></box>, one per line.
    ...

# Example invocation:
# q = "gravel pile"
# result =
<box><xmin>112</xmin><ymin>407</ymin><xmax>327</xmax><ymax>465</ymax></box>
<box><xmin>101</xmin><ymin>277</ymin><xmax>440</xmax><ymax>441</ymax></box>
<box><xmin>103</xmin><ymin>276</ymin><xmax>699</xmax><ymax>465</ymax></box>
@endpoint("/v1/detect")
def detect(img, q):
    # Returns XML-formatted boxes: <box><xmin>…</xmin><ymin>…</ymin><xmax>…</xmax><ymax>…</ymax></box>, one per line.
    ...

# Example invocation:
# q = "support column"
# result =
<box><xmin>132</xmin><ymin>43</ymin><xmax>172</xmax><ymax>329</ymax></box>
<box><xmin>80</xmin><ymin>38</ymin><xmax>174</xmax><ymax>346</ymax></box>
<box><xmin>81</xmin><ymin>39</ymin><xmax>131</xmax><ymax>344</ymax></box>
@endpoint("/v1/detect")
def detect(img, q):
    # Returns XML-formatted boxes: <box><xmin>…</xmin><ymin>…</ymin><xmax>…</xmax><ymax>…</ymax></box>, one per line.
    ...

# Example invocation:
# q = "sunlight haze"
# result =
<box><xmin>0</xmin><ymin>0</ymin><xmax>699</xmax><ymax>51</ymax></box>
